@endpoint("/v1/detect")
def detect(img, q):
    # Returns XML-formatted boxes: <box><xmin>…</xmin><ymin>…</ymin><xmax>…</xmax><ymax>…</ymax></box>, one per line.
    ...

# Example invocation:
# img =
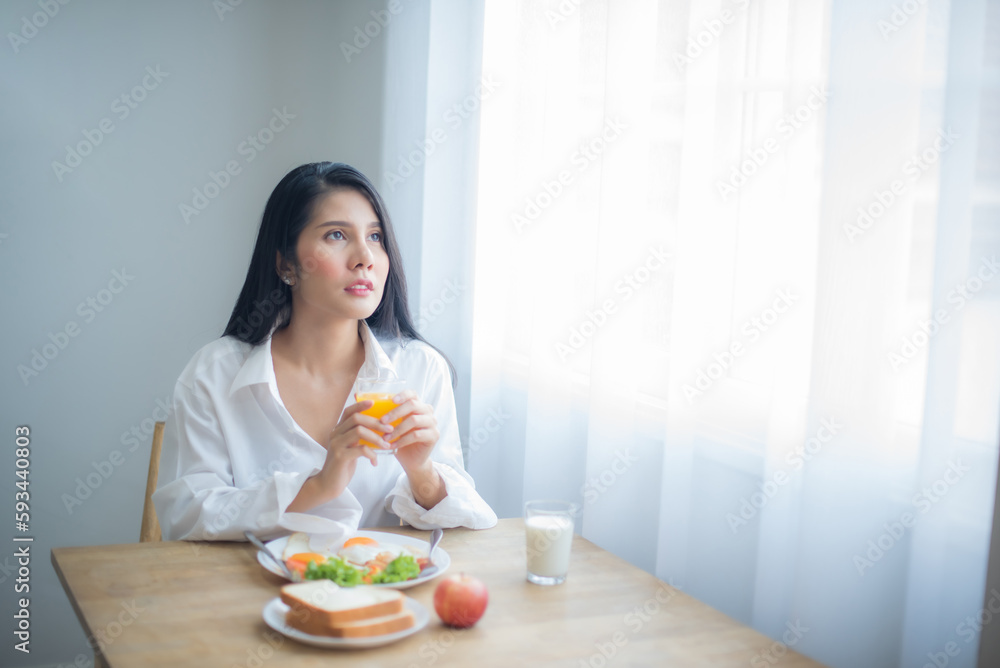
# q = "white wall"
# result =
<box><xmin>0</xmin><ymin>1</ymin><xmax>485</xmax><ymax>665</ymax></box>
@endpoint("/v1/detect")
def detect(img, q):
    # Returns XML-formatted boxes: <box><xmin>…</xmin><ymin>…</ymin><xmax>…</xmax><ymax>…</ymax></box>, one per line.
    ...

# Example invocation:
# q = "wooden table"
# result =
<box><xmin>52</xmin><ymin>518</ymin><xmax>825</xmax><ymax>667</ymax></box>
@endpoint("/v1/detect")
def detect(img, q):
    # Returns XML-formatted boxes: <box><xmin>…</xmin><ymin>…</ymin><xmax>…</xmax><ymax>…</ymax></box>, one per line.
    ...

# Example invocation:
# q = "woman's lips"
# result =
<box><xmin>345</xmin><ymin>280</ymin><xmax>374</xmax><ymax>296</ymax></box>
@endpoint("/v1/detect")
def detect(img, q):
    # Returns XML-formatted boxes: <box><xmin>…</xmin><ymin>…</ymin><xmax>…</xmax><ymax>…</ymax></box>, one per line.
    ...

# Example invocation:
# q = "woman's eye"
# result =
<box><xmin>326</xmin><ymin>230</ymin><xmax>345</xmax><ymax>240</ymax></box>
<box><xmin>369</xmin><ymin>232</ymin><xmax>382</xmax><ymax>242</ymax></box>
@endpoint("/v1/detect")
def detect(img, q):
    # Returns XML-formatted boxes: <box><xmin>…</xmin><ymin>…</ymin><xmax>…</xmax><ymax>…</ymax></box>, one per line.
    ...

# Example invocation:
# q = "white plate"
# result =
<box><xmin>257</xmin><ymin>529</ymin><xmax>450</xmax><ymax>590</ymax></box>
<box><xmin>262</xmin><ymin>596</ymin><xmax>429</xmax><ymax>649</ymax></box>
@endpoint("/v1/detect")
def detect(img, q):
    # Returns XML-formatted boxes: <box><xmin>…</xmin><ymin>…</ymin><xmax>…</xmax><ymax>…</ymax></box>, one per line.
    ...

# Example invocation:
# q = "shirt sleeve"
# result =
<box><xmin>384</xmin><ymin>347</ymin><xmax>498</xmax><ymax>530</ymax></box>
<box><xmin>152</xmin><ymin>377</ymin><xmax>361</xmax><ymax>542</ymax></box>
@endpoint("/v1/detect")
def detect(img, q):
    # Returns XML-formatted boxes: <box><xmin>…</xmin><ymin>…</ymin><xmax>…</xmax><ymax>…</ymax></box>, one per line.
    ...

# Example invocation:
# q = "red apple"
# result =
<box><xmin>433</xmin><ymin>574</ymin><xmax>489</xmax><ymax>628</ymax></box>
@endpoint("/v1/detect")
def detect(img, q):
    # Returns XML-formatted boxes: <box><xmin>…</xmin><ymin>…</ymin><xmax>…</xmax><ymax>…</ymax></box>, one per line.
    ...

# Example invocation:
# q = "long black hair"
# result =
<box><xmin>223</xmin><ymin>162</ymin><xmax>455</xmax><ymax>384</ymax></box>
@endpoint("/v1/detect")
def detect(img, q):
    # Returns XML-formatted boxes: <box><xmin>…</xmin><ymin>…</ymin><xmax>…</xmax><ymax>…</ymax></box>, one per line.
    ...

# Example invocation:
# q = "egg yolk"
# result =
<box><xmin>287</xmin><ymin>552</ymin><xmax>328</xmax><ymax>567</ymax></box>
<box><xmin>343</xmin><ymin>536</ymin><xmax>379</xmax><ymax>548</ymax></box>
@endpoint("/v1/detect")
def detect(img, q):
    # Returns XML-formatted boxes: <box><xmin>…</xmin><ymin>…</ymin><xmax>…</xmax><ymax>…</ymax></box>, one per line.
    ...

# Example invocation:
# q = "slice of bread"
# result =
<box><xmin>281</xmin><ymin>580</ymin><xmax>406</xmax><ymax>629</ymax></box>
<box><xmin>291</xmin><ymin>607</ymin><xmax>416</xmax><ymax>638</ymax></box>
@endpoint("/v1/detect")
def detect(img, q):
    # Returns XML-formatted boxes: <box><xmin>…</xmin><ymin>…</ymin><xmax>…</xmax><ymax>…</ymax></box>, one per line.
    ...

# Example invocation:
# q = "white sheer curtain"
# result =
<box><xmin>466</xmin><ymin>1</ymin><xmax>1000</xmax><ymax>666</ymax></box>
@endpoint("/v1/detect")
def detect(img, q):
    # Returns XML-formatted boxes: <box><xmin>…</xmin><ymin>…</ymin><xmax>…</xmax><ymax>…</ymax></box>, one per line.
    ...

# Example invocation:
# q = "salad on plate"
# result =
<box><xmin>282</xmin><ymin>533</ymin><xmax>430</xmax><ymax>586</ymax></box>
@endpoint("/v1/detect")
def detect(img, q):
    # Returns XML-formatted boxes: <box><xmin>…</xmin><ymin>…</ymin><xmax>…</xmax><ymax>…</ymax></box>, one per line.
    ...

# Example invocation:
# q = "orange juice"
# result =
<box><xmin>354</xmin><ymin>392</ymin><xmax>403</xmax><ymax>448</ymax></box>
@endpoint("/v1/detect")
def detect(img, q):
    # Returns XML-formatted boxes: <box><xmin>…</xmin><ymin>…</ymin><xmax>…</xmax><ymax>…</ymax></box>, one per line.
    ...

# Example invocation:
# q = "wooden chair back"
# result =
<box><xmin>139</xmin><ymin>421</ymin><xmax>165</xmax><ymax>542</ymax></box>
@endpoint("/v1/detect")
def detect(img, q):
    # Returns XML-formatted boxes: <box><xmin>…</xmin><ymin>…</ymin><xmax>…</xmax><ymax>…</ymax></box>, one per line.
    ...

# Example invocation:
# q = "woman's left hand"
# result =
<box><xmin>382</xmin><ymin>390</ymin><xmax>439</xmax><ymax>472</ymax></box>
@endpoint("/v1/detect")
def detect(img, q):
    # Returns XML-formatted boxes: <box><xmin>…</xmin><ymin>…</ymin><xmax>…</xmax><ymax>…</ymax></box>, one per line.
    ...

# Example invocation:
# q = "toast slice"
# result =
<box><xmin>280</xmin><ymin>580</ymin><xmax>405</xmax><ymax>627</ymax></box>
<box><xmin>290</xmin><ymin>607</ymin><xmax>416</xmax><ymax>638</ymax></box>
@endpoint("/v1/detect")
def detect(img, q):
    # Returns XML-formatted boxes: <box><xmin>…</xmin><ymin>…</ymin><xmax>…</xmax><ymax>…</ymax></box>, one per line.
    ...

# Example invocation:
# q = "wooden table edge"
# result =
<box><xmin>51</xmin><ymin>547</ymin><xmax>110</xmax><ymax>667</ymax></box>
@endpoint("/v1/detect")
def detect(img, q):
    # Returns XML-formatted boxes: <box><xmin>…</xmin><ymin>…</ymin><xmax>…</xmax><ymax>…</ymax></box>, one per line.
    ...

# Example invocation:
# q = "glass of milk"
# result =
<box><xmin>524</xmin><ymin>500</ymin><xmax>580</xmax><ymax>585</ymax></box>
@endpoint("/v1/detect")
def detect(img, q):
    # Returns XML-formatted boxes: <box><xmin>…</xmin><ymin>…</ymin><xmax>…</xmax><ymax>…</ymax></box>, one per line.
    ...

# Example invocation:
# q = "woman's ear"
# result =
<box><xmin>276</xmin><ymin>251</ymin><xmax>296</xmax><ymax>286</ymax></box>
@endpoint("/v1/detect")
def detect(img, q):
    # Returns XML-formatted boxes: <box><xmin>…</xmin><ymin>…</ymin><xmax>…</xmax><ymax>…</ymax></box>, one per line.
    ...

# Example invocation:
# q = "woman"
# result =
<box><xmin>153</xmin><ymin>162</ymin><xmax>497</xmax><ymax>542</ymax></box>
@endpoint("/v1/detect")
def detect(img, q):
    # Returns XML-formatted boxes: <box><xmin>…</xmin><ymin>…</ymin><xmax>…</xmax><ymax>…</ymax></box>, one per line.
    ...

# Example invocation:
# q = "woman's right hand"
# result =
<box><xmin>316</xmin><ymin>399</ymin><xmax>394</xmax><ymax>496</ymax></box>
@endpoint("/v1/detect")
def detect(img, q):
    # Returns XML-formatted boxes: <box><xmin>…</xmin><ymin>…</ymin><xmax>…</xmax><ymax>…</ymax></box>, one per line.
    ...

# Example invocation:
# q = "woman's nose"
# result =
<box><xmin>353</xmin><ymin>239</ymin><xmax>374</xmax><ymax>267</ymax></box>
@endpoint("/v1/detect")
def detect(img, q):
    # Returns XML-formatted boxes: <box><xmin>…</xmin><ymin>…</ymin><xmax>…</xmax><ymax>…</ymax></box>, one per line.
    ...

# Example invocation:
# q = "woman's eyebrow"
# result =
<box><xmin>316</xmin><ymin>221</ymin><xmax>383</xmax><ymax>229</ymax></box>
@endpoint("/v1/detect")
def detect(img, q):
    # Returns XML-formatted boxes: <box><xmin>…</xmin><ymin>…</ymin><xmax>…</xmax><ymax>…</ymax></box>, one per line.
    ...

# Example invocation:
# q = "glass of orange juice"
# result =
<box><xmin>354</xmin><ymin>378</ymin><xmax>407</xmax><ymax>454</ymax></box>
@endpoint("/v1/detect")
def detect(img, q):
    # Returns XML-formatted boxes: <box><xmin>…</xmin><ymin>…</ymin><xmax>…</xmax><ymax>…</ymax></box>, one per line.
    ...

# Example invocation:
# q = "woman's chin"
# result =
<box><xmin>335</xmin><ymin>303</ymin><xmax>381</xmax><ymax>322</ymax></box>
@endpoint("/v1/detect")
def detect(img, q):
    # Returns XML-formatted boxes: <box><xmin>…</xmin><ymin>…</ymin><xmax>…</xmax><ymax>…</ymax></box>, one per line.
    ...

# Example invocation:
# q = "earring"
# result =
<box><xmin>282</xmin><ymin>276</ymin><xmax>293</xmax><ymax>285</ymax></box>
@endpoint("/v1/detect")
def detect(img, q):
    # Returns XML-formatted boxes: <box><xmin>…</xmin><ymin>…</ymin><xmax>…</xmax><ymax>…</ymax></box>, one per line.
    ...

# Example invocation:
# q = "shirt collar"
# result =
<box><xmin>228</xmin><ymin>320</ymin><xmax>397</xmax><ymax>397</ymax></box>
<box><xmin>358</xmin><ymin>320</ymin><xmax>396</xmax><ymax>379</ymax></box>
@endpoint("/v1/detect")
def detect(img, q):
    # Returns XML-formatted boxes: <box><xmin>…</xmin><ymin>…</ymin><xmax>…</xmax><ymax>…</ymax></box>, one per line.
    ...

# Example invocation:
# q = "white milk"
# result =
<box><xmin>525</xmin><ymin>515</ymin><xmax>574</xmax><ymax>578</ymax></box>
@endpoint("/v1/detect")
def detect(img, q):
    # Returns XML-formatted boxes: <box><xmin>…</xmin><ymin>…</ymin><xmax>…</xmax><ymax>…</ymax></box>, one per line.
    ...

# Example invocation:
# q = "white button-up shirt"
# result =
<box><xmin>153</xmin><ymin>322</ymin><xmax>497</xmax><ymax>544</ymax></box>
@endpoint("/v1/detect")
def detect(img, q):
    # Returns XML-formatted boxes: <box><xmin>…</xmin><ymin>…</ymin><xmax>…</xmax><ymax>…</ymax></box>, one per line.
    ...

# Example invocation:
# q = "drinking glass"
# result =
<box><xmin>353</xmin><ymin>378</ymin><xmax>407</xmax><ymax>455</ymax></box>
<box><xmin>524</xmin><ymin>499</ymin><xmax>579</xmax><ymax>585</ymax></box>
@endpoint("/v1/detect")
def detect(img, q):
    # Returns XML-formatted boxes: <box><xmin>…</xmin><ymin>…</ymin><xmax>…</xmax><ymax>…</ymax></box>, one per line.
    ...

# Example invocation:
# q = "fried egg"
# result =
<box><xmin>338</xmin><ymin>542</ymin><xmax>407</xmax><ymax>567</ymax></box>
<box><xmin>282</xmin><ymin>532</ymin><xmax>314</xmax><ymax>561</ymax></box>
<box><xmin>280</xmin><ymin>531</ymin><xmax>425</xmax><ymax>568</ymax></box>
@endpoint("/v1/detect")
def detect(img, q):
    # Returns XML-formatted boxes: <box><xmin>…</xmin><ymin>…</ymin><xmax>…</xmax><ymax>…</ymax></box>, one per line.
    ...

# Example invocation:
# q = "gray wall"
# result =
<box><xmin>0</xmin><ymin>1</ymin><xmax>482</xmax><ymax>666</ymax></box>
